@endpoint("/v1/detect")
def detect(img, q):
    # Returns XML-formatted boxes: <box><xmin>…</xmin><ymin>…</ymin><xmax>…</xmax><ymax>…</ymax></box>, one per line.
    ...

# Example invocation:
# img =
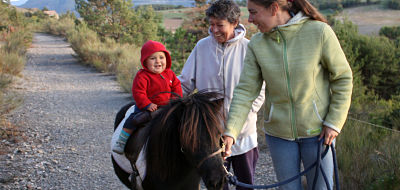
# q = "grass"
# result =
<box><xmin>337</xmin><ymin>119</ymin><xmax>400</xmax><ymax>189</ymax></box>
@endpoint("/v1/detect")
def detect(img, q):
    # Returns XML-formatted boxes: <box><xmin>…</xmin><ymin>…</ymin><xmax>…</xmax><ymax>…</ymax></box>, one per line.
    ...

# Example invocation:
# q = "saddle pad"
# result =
<box><xmin>111</xmin><ymin>105</ymin><xmax>147</xmax><ymax>179</ymax></box>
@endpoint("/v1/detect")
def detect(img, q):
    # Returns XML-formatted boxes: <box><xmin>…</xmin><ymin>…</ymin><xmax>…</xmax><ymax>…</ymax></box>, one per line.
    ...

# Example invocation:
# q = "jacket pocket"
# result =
<box><xmin>264</xmin><ymin>103</ymin><xmax>274</xmax><ymax>123</ymax></box>
<box><xmin>295</xmin><ymin>100</ymin><xmax>326</xmax><ymax>137</ymax></box>
<box><xmin>312</xmin><ymin>100</ymin><xmax>324</xmax><ymax>122</ymax></box>
<box><xmin>263</xmin><ymin>103</ymin><xmax>293</xmax><ymax>139</ymax></box>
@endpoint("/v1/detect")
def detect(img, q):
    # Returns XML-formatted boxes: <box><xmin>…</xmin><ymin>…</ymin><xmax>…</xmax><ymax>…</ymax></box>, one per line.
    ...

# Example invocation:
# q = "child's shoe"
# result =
<box><xmin>112</xmin><ymin>130</ymin><xmax>130</xmax><ymax>154</ymax></box>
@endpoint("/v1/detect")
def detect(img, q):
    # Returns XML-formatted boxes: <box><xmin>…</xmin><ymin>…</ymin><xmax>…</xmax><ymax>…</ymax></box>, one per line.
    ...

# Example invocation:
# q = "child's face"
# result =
<box><xmin>145</xmin><ymin>51</ymin><xmax>167</xmax><ymax>74</ymax></box>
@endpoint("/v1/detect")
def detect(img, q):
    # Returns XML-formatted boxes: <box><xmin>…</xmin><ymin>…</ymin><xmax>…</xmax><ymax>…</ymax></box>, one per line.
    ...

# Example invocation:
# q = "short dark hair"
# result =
<box><xmin>206</xmin><ymin>0</ymin><xmax>241</xmax><ymax>24</ymax></box>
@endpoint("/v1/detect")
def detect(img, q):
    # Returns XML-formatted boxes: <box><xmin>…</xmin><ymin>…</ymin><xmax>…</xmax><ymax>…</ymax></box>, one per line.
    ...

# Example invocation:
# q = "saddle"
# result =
<box><xmin>112</xmin><ymin>106</ymin><xmax>161</xmax><ymax>190</ymax></box>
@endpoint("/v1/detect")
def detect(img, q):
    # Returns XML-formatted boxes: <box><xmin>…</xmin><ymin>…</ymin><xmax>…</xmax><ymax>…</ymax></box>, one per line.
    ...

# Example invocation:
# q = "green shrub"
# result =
<box><xmin>387</xmin><ymin>0</ymin><xmax>400</xmax><ymax>9</ymax></box>
<box><xmin>332</xmin><ymin>19</ymin><xmax>400</xmax><ymax>101</ymax></box>
<box><xmin>162</xmin><ymin>27</ymin><xmax>197</xmax><ymax>74</ymax></box>
<box><xmin>379</xmin><ymin>26</ymin><xmax>400</xmax><ymax>40</ymax></box>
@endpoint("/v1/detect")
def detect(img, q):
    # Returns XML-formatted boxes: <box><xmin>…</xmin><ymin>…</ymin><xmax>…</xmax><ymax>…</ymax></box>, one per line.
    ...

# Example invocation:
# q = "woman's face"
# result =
<box><xmin>209</xmin><ymin>17</ymin><xmax>237</xmax><ymax>44</ymax></box>
<box><xmin>247</xmin><ymin>0</ymin><xmax>276</xmax><ymax>33</ymax></box>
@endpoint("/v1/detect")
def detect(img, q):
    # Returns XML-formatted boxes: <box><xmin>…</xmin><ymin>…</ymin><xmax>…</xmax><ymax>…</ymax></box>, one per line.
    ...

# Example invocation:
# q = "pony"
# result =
<box><xmin>112</xmin><ymin>91</ymin><xmax>227</xmax><ymax>190</ymax></box>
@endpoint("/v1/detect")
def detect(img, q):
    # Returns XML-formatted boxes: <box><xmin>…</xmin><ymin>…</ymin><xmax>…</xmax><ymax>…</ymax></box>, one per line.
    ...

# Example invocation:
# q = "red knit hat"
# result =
<box><xmin>140</xmin><ymin>40</ymin><xmax>172</xmax><ymax>70</ymax></box>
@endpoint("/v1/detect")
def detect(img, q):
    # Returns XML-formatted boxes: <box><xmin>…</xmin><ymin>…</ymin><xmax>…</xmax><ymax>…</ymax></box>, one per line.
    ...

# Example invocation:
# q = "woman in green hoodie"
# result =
<box><xmin>223</xmin><ymin>0</ymin><xmax>353</xmax><ymax>189</ymax></box>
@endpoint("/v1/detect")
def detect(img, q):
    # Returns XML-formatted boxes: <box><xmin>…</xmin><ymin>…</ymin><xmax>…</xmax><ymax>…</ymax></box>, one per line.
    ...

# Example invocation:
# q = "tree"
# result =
<box><xmin>75</xmin><ymin>0</ymin><xmax>161</xmax><ymax>45</ymax></box>
<box><xmin>194</xmin><ymin>0</ymin><xmax>208</xmax><ymax>7</ymax></box>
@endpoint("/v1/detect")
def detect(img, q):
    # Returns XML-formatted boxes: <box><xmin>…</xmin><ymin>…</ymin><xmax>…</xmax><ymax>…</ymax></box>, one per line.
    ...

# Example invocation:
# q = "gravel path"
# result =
<box><xmin>1</xmin><ymin>33</ymin><xmax>277</xmax><ymax>190</ymax></box>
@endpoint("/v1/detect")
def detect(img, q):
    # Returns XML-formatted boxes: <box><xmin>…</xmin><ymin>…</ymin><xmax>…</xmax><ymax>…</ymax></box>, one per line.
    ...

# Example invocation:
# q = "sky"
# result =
<box><xmin>10</xmin><ymin>0</ymin><xmax>28</xmax><ymax>6</ymax></box>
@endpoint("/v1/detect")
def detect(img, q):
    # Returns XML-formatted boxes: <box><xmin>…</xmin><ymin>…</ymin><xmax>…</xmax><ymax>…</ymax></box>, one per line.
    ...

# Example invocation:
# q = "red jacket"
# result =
<box><xmin>132</xmin><ymin>69</ymin><xmax>182</xmax><ymax>110</ymax></box>
<box><xmin>132</xmin><ymin>40</ymin><xmax>182</xmax><ymax>110</ymax></box>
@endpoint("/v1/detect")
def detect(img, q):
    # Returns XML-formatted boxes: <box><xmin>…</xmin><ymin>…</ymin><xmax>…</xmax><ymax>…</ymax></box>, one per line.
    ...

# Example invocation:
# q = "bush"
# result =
<box><xmin>332</xmin><ymin>19</ymin><xmax>400</xmax><ymax>101</ymax></box>
<box><xmin>379</xmin><ymin>26</ymin><xmax>400</xmax><ymax>40</ymax></box>
<box><xmin>387</xmin><ymin>0</ymin><xmax>400</xmax><ymax>9</ymax></box>
<box><xmin>43</xmin><ymin>15</ymin><xmax>75</xmax><ymax>36</ymax></box>
<box><xmin>3</xmin><ymin>29</ymin><xmax>31</xmax><ymax>56</ymax></box>
<box><xmin>161</xmin><ymin>27</ymin><xmax>197</xmax><ymax>74</ymax></box>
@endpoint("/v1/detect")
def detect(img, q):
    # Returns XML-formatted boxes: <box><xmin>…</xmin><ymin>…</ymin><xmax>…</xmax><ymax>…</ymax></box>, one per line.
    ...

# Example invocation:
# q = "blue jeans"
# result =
<box><xmin>265</xmin><ymin>134</ymin><xmax>334</xmax><ymax>190</ymax></box>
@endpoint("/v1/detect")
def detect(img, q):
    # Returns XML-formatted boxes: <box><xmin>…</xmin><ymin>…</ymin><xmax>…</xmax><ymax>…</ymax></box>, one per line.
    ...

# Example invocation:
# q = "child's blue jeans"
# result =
<box><xmin>122</xmin><ymin>106</ymin><xmax>142</xmax><ymax>129</ymax></box>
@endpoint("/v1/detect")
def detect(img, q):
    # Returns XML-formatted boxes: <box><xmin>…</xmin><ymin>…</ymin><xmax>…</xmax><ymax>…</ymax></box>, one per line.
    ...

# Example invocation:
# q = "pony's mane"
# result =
<box><xmin>145</xmin><ymin>91</ymin><xmax>225</xmax><ymax>180</ymax></box>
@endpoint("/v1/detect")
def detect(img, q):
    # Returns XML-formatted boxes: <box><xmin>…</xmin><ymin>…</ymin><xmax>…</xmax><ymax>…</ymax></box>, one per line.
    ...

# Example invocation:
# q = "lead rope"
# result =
<box><xmin>226</xmin><ymin>139</ymin><xmax>340</xmax><ymax>190</ymax></box>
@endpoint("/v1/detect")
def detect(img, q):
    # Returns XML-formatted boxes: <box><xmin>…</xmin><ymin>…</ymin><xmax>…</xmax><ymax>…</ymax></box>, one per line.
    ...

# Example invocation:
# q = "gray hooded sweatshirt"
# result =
<box><xmin>178</xmin><ymin>24</ymin><xmax>265</xmax><ymax>156</ymax></box>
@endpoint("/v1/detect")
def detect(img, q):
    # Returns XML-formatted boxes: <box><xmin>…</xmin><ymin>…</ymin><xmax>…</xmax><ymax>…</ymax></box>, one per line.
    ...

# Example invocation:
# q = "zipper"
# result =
<box><xmin>277</xmin><ymin>29</ymin><xmax>298</xmax><ymax>139</ymax></box>
<box><xmin>160</xmin><ymin>74</ymin><xmax>168</xmax><ymax>91</ymax></box>
<box><xmin>221</xmin><ymin>43</ymin><xmax>227</xmax><ymax>118</ymax></box>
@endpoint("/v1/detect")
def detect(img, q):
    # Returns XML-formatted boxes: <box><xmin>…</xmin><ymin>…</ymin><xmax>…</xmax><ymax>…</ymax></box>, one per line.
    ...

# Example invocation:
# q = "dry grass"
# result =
<box><xmin>0</xmin><ymin>50</ymin><xmax>25</xmax><ymax>76</ymax></box>
<box><xmin>337</xmin><ymin>119</ymin><xmax>400</xmax><ymax>189</ymax></box>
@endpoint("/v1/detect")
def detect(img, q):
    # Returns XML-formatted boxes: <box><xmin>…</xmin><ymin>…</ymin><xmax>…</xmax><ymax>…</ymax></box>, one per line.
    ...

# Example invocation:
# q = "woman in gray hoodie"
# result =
<box><xmin>178</xmin><ymin>0</ymin><xmax>265</xmax><ymax>189</ymax></box>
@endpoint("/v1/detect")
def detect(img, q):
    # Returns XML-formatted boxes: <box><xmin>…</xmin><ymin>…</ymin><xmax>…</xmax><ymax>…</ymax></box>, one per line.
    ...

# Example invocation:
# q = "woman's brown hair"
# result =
<box><xmin>249</xmin><ymin>0</ymin><xmax>327</xmax><ymax>23</ymax></box>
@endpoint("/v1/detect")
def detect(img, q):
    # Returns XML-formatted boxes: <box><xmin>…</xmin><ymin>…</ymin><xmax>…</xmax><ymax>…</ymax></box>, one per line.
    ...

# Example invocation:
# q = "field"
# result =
<box><xmin>160</xmin><ymin>5</ymin><xmax>400</xmax><ymax>35</ymax></box>
<box><xmin>158</xmin><ymin>7</ymin><xmax>191</xmax><ymax>32</ymax></box>
<box><xmin>337</xmin><ymin>4</ymin><xmax>400</xmax><ymax>35</ymax></box>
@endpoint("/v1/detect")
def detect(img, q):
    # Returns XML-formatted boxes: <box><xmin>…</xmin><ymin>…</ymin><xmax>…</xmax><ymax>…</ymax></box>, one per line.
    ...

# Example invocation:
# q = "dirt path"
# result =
<box><xmin>1</xmin><ymin>33</ymin><xmax>131</xmax><ymax>189</ymax></box>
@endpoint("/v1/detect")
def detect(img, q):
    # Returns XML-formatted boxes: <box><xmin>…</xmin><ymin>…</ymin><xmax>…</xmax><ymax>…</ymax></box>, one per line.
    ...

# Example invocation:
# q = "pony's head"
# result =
<box><xmin>146</xmin><ymin>91</ymin><xmax>226</xmax><ymax>189</ymax></box>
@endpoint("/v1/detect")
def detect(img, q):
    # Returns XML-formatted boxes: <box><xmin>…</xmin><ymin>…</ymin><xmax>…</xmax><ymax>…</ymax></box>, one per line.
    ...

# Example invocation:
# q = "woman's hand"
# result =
<box><xmin>147</xmin><ymin>103</ymin><xmax>158</xmax><ymax>112</ymax></box>
<box><xmin>223</xmin><ymin>136</ymin><xmax>234</xmax><ymax>159</ymax></box>
<box><xmin>319</xmin><ymin>126</ymin><xmax>338</xmax><ymax>145</ymax></box>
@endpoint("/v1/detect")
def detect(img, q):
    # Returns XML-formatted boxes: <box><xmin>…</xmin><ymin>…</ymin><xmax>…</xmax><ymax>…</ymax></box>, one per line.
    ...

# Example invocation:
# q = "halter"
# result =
<box><xmin>196</xmin><ymin>137</ymin><xmax>226</xmax><ymax>169</ymax></box>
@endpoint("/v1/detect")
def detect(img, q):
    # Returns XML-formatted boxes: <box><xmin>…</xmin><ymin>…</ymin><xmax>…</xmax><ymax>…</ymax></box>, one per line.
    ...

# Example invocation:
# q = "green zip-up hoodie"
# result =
<box><xmin>225</xmin><ymin>13</ymin><xmax>353</xmax><ymax>141</ymax></box>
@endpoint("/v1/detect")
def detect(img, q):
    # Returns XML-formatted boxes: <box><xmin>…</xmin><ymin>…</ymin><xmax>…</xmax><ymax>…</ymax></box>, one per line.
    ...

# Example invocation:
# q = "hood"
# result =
<box><xmin>276</xmin><ymin>11</ymin><xmax>308</xmax><ymax>29</ymax></box>
<box><xmin>267</xmin><ymin>11</ymin><xmax>309</xmax><ymax>41</ymax></box>
<box><xmin>140</xmin><ymin>40</ymin><xmax>172</xmax><ymax>70</ymax></box>
<box><xmin>208</xmin><ymin>23</ymin><xmax>247</xmax><ymax>45</ymax></box>
<box><xmin>207</xmin><ymin>24</ymin><xmax>247</xmax><ymax>76</ymax></box>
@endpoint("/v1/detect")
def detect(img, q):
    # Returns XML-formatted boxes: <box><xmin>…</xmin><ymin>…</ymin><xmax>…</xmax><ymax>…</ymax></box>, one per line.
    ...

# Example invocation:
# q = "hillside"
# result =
<box><xmin>18</xmin><ymin>0</ymin><xmax>195</xmax><ymax>14</ymax></box>
<box><xmin>19</xmin><ymin>0</ymin><xmax>75</xmax><ymax>14</ymax></box>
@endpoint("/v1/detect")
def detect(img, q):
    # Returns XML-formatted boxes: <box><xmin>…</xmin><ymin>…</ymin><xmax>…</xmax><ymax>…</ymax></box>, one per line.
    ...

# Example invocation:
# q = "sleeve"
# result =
<box><xmin>224</xmin><ymin>43</ymin><xmax>264</xmax><ymax>141</ymax></box>
<box><xmin>132</xmin><ymin>72</ymin><xmax>153</xmax><ymax>110</ymax></box>
<box><xmin>320</xmin><ymin>25</ymin><xmax>353</xmax><ymax>133</ymax></box>
<box><xmin>177</xmin><ymin>45</ymin><xmax>197</xmax><ymax>95</ymax></box>
<box><xmin>171</xmin><ymin>71</ymin><xmax>183</xmax><ymax>98</ymax></box>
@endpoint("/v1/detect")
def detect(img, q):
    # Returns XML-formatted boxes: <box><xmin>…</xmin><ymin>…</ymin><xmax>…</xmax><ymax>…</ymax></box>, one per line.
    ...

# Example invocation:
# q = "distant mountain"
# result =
<box><xmin>133</xmin><ymin>0</ymin><xmax>195</xmax><ymax>7</ymax></box>
<box><xmin>19</xmin><ymin>0</ymin><xmax>76</xmax><ymax>14</ymax></box>
<box><xmin>18</xmin><ymin>0</ymin><xmax>195</xmax><ymax>14</ymax></box>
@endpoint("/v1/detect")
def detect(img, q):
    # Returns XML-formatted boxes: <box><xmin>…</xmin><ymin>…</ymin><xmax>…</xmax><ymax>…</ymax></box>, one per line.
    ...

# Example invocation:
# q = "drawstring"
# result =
<box><xmin>217</xmin><ymin>43</ymin><xmax>225</xmax><ymax>76</ymax></box>
<box><xmin>277</xmin><ymin>33</ymin><xmax>280</xmax><ymax>44</ymax></box>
